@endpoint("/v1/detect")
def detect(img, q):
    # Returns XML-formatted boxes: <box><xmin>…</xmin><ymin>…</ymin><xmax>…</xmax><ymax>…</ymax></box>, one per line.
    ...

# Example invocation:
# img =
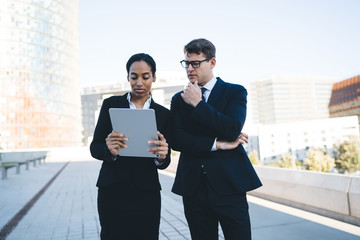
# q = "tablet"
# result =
<box><xmin>109</xmin><ymin>108</ymin><xmax>159</xmax><ymax>158</ymax></box>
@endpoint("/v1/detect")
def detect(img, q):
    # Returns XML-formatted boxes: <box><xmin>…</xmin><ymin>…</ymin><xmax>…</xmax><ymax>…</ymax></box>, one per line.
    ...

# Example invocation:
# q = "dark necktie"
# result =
<box><xmin>201</xmin><ymin>87</ymin><xmax>207</xmax><ymax>102</ymax></box>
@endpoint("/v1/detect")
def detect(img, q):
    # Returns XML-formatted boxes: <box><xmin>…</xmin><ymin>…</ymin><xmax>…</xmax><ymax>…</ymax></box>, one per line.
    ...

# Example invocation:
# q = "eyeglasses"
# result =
<box><xmin>180</xmin><ymin>57</ymin><xmax>212</xmax><ymax>69</ymax></box>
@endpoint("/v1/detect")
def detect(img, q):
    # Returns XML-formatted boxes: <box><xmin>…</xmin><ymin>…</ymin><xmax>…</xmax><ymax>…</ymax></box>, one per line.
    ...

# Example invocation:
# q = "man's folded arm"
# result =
<box><xmin>191</xmin><ymin>87</ymin><xmax>247</xmax><ymax>142</ymax></box>
<box><xmin>169</xmin><ymin>96</ymin><xmax>215</xmax><ymax>154</ymax></box>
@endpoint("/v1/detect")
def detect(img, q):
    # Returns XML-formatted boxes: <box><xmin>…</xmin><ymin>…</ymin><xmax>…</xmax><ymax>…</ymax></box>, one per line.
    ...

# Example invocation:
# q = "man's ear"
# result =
<box><xmin>153</xmin><ymin>74</ymin><xmax>156</xmax><ymax>83</ymax></box>
<box><xmin>210</xmin><ymin>58</ymin><xmax>216</xmax><ymax>69</ymax></box>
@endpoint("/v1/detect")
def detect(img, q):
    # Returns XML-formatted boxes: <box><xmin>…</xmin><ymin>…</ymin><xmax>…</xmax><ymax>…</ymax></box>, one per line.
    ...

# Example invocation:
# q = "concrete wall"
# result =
<box><xmin>349</xmin><ymin>177</ymin><xmax>360</xmax><ymax>219</ymax></box>
<box><xmin>251</xmin><ymin>166</ymin><xmax>360</xmax><ymax>226</ymax></box>
<box><xmin>0</xmin><ymin>151</ymin><xmax>47</xmax><ymax>163</ymax></box>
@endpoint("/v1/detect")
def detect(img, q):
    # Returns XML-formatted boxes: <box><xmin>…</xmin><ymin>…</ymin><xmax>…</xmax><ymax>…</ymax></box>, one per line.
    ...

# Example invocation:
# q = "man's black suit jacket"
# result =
<box><xmin>90</xmin><ymin>93</ymin><xmax>171</xmax><ymax>191</ymax></box>
<box><xmin>171</xmin><ymin>78</ymin><xmax>262</xmax><ymax>196</ymax></box>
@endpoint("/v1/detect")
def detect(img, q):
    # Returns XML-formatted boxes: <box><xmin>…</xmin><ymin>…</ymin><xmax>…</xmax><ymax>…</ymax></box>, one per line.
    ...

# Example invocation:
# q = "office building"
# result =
<box><xmin>329</xmin><ymin>74</ymin><xmax>360</xmax><ymax>125</ymax></box>
<box><xmin>0</xmin><ymin>0</ymin><xmax>81</xmax><ymax>149</ymax></box>
<box><xmin>250</xmin><ymin>75</ymin><xmax>336</xmax><ymax>124</ymax></box>
<box><xmin>246</xmin><ymin>116</ymin><xmax>359</xmax><ymax>163</ymax></box>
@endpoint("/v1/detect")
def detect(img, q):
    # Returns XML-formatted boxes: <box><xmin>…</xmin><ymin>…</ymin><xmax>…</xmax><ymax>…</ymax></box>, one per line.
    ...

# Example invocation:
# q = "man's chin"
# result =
<box><xmin>188</xmin><ymin>78</ymin><xmax>197</xmax><ymax>84</ymax></box>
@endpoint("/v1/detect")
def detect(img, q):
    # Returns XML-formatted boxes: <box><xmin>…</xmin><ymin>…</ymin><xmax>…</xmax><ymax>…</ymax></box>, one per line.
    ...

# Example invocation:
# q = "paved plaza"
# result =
<box><xmin>0</xmin><ymin>148</ymin><xmax>359</xmax><ymax>240</ymax></box>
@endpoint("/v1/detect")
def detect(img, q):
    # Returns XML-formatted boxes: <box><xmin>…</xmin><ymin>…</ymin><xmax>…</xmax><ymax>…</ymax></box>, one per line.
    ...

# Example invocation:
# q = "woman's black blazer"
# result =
<box><xmin>90</xmin><ymin>93</ymin><xmax>171</xmax><ymax>191</ymax></box>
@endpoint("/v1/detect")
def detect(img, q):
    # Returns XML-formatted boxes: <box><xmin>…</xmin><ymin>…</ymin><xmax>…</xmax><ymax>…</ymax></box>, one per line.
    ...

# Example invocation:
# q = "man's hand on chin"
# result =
<box><xmin>181</xmin><ymin>81</ymin><xmax>202</xmax><ymax>107</ymax></box>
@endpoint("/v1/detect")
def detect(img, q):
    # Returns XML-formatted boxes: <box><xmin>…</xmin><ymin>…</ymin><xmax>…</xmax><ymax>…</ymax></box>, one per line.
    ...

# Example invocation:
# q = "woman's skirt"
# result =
<box><xmin>98</xmin><ymin>184</ymin><xmax>161</xmax><ymax>240</ymax></box>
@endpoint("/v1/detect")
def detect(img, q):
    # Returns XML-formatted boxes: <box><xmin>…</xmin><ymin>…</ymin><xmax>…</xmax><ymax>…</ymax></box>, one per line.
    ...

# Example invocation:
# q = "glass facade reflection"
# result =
<box><xmin>0</xmin><ymin>0</ymin><xmax>81</xmax><ymax>149</ymax></box>
<box><xmin>329</xmin><ymin>74</ymin><xmax>360</xmax><ymax>126</ymax></box>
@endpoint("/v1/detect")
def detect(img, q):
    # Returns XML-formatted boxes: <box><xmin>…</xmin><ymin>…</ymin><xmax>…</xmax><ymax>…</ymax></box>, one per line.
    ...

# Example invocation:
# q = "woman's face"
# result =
<box><xmin>128</xmin><ymin>60</ymin><xmax>156</xmax><ymax>99</ymax></box>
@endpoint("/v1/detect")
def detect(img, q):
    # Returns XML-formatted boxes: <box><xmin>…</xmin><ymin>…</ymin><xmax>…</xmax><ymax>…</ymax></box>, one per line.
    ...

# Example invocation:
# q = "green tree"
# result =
<box><xmin>278</xmin><ymin>153</ymin><xmax>296</xmax><ymax>169</ymax></box>
<box><xmin>248</xmin><ymin>150</ymin><xmax>260</xmax><ymax>165</ymax></box>
<box><xmin>333</xmin><ymin>135</ymin><xmax>360</xmax><ymax>174</ymax></box>
<box><xmin>304</xmin><ymin>148</ymin><xmax>334</xmax><ymax>172</ymax></box>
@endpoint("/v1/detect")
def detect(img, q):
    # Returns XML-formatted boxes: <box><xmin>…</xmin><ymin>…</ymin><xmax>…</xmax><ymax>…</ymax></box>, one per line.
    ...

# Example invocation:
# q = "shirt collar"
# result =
<box><xmin>127</xmin><ymin>92</ymin><xmax>152</xmax><ymax>109</ymax></box>
<box><xmin>200</xmin><ymin>77</ymin><xmax>217</xmax><ymax>102</ymax></box>
<box><xmin>202</xmin><ymin>76</ymin><xmax>217</xmax><ymax>92</ymax></box>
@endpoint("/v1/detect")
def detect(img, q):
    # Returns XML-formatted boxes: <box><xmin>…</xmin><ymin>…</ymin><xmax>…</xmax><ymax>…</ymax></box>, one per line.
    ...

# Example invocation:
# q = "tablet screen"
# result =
<box><xmin>109</xmin><ymin>108</ymin><xmax>159</xmax><ymax>158</ymax></box>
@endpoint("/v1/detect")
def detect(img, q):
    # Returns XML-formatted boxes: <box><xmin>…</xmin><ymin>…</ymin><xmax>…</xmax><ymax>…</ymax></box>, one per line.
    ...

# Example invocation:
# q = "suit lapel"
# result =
<box><xmin>115</xmin><ymin>93</ymin><xmax>130</xmax><ymax>108</ymax></box>
<box><xmin>150</xmin><ymin>98</ymin><xmax>157</xmax><ymax>110</ymax></box>
<box><xmin>150</xmin><ymin>98</ymin><xmax>162</xmax><ymax>120</ymax></box>
<box><xmin>207</xmin><ymin>77</ymin><xmax>226</xmax><ymax>107</ymax></box>
<box><xmin>150</xmin><ymin>99</ymin><xmax>163</xmax><ymax>131</ymax></box>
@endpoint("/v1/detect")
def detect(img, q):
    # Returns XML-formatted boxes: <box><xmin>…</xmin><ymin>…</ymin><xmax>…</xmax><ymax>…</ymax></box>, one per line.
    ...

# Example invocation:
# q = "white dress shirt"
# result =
<box><xmin>127</xmin><ymin>92</ymin><xmax>152</xmax><ymax>110</ymax></box>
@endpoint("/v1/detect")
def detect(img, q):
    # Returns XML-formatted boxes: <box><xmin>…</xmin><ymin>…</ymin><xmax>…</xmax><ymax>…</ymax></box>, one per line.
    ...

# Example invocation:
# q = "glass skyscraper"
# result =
<box><xmin>0</xmin><ymin>0</ymin><xmax>81</xmax><ymax>149</ymax></box>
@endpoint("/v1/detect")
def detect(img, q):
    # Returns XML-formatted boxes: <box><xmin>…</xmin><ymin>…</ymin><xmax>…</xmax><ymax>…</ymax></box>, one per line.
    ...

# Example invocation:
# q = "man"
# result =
<box><xmin>170</xmin><ymin>38</ymin><xmax>262</xmax><ymax>240</ymax></box>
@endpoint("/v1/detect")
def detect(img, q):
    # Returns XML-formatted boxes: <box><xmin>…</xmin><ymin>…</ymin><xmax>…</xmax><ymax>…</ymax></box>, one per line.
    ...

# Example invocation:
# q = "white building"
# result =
<box><xmin>250</xmin><ymin>75</ymin><xmax>336</xmax><ymax>124</ymax></box>
<box><xmin>246</xmin><ymin>116</ymin><xmax>359</xmax><ymax>163</ymax></box>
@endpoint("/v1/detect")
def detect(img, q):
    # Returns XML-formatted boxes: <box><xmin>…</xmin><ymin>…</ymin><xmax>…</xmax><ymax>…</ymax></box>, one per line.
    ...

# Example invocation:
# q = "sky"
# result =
<box><xmin>79</xmin><ymin>0</ymin><xmax>360</xmax><ymax>89</ymax></box>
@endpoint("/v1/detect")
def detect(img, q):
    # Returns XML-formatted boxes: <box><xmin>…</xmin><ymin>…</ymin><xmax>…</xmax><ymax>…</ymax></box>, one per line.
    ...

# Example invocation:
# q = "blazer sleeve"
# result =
<box><xmin>156</xmin><ymin>151</ymin><xmax>170</xmax><ymax>170</ymax></box>
<box><xmin>191</xmin><ymin>85</ymin><xmax>247</xmax><ymax>142</ymax></box>
<box><xmin>154</xmin><ymin>106</ymin><xmax>171</xmax><ymax>170</ymax></box>
<box><xmin>170</xmin><ymin>94</ymin><xmax>216</xmax><ymax>153</ymax></box>
<box><xmin>90</xmin><ymin>98</ymin><xmax>117</xmax><ymax>163</ymax></box>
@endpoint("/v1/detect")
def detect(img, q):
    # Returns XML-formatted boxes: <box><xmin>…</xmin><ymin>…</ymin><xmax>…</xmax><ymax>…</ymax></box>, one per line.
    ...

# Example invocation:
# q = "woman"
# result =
<box><xmin>90</xmin><ymin>53</ymin><xmax>171</xmax><ymax>240</ymax></box>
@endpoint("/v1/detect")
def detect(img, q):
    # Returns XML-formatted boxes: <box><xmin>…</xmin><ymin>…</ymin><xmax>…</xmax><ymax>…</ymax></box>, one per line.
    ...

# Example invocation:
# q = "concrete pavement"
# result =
<box><xmin>0</xmin><ymin>148</ymin><xmax>359</xmax><ymax>240</ymax></box>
